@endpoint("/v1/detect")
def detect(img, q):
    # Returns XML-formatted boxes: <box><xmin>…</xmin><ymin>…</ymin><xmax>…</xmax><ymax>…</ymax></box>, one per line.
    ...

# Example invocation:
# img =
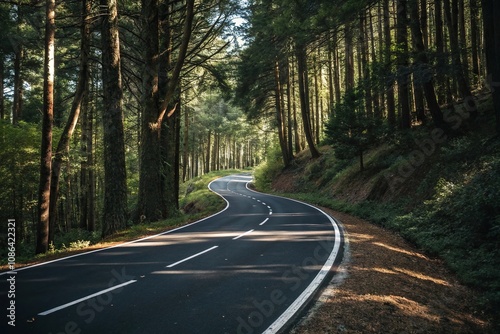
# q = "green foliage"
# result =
<box><xmin>324</xmin><ymin>89</ymin><xmax>385</xmax><ymax>170</ymax></box>
<box><xmin>52</xmin><ymin>229</ymin><xmax>100</xmax><ymax>251</ymax></box>
<box><xmin>252</xmin><ymin>143</ymin><xmax>284</xmax><ymax>192</ymax></box>
<box><xmin>0</xmin><ymin>121</ymin><xmax>41</xmax><ymax>236</ymax></box>
<box><xmin>180</xmin><ymin>169</ymin><xmax>243</xmax><ymax>215</ymax></box>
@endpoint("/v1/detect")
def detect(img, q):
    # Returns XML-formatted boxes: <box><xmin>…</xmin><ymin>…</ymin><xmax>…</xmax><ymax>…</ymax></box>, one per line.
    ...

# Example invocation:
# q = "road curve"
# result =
<box><xmin>0</xmin><ymin>174</ymin><xmax>344</xmax><ymax>334</ymax></box>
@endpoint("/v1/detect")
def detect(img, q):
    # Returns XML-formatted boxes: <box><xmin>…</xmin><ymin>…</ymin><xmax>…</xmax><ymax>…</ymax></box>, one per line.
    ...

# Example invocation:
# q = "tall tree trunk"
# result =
<box><xmin>80</xmin><ymin>88</ymin><xmax>93</xmax><ymax>231</ymax></box>
<box><xmin>360</xmin><ymin>12</ymin><xmax>373</xmax><ymax>117</ymax></box>
<box><xmin>443</xmin><ymin>0</ymin><xmax>478</xmax><ymax>119</ymax></box>
<box><xmin>205</xmin><ymin>130</ymin><xmax>211</xmax><ymax>173</ymax></box>
<box><xmin>384</xmin><ymin>0</ymin><xmax>396</xmax><ymax>128</ymax></box>
<box><xmin>420</xmin><ymin>0</ymin><xmax>428</xmax><ymax>48</ymax></box>
<box><xmin>36</xmin><ymin>0</ymin><xmax>56</xmax><ymax>254</ymax></box>
<box><xmin>495</xmin><ymin>1</ymin><xmax>500</xmax><ymax>136</ymax></box>
<box><xmin>286</xmin><ymin>58</ymin><xmax>294</xmax><ymax>159</ymax></box>
<box><xmin>327</xmin><ymin>37</ymin><xmax>335</xmax><ymax>109</ymax></box>
<box><xmin>138</xmin><ymin>0</ymin><xmax>195</xmax><ymax>221</ymax></box>
<box><xmin>482</xmin><ymin>0</ymin><xmax>500</xmax><ymax>135</ymax></box>
<box><xmin>49</xmin><ymin>0</ymin><xmax>91</xmax><ymax>241</ymax></box>
<box><xmin>397</xmin><ymin>0</ymin><xmax>411</xmax><ymax>129</ymax></box>
<box><xmin>345</xmin><ymin>25</ymin><xmax>355</xmax><ymax>90</ymax></box>
<box><xmin>409</xmin><ymin>0</ymin><xmax>446</xmax><ymax>130</ymax></box>
<box><xmin>296</xmin><ymin>43</ymin><xmax>321</xmax><ymax>159</ymax></box>
<box><xmin>274</xmin><ymin>59</ymin><xmax>291</xmax><ymax>166</ymax></box>
<box><xmin>161</xmin><ymin>93</ymin><xmax>181</xmax><ymax>215</ymax></box>
<box><xmin>289</xmin><ymin>55</ymin><xmax>301</xmax><ymax>154</ymax></box>
<box><xmin>12</xmin><ymin>45</ymin><xmax>23</xmax><ymax>124</ymax></box>
<box><xmin>182</xmin><ymin>105</ymin><xmax>189</xmax><ymax>182</ymax></box>
<box><xmin>458</xmin><ymin>0</ymin><xmax>468</xmax><ymax>84</ymax></box>
<box><xmin>137</xmin><ymin>0</ymin><xmax>162</xmax><ymax>222</ymax></box>
<box><xmin>100</xmin><ymin>0</ymin><xmax>128</xmax><ymax>237</ymax></box>
<box><xmin>160</xmin><ymin>0</ymin><xmax>181</xmax><ymax>216</ymax></box>
<box><xmin>435</xmin><ymin>0</ymin><xmax>446</xmax><ymax>104</ymax></box>
<box><xmin>469</xmin><ymin>0</ymin><xmax>480</xmax><ymax>81</ymax></box>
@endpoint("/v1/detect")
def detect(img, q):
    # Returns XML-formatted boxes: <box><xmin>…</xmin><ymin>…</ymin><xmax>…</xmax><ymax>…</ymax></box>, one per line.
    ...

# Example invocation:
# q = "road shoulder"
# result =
<box><xmin>291</xmin><ymin>209</ymin><xmax>492</xmax><ymax>333</ymax></box>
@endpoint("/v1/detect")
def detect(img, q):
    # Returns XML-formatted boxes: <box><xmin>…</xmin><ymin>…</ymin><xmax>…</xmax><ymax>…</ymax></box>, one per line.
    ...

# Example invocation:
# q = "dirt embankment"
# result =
<box><xmin>269</xmin><ymin>169</ymin><xmax>493</xmax><ymax>333</ymax></box>
<box><xmin>291</xmin><ymin>210</ymin><xmax>492</xmax><ymax>333</ymax></box>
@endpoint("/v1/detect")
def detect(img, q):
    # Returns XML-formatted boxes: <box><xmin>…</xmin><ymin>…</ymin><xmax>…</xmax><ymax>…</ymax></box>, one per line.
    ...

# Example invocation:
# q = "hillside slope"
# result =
<box><xmin>255</xmin><ymin>107</ymin><xmax>500</xmax><ymax>331</ymax></box>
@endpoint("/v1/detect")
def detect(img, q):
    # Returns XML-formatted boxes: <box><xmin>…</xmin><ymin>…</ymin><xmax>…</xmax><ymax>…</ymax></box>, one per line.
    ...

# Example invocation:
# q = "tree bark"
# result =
<box><xmin>100</xmin><ymin>0</ymin><xmax>128</xmax><ymax>237</ymax></box>
<box><xmin>409</xmin><ymin>0</ymin><xmax>447</xmax><ymax>130</ymax></box>
<box><xmin>274</xmin><ymin>59</ymin><xmax>291</xmax><ymax>166</ymax></box>
<box><xmin>138</xmin><ymin>0</ymin><xmax>195</xmax><ymax>222</ymax></box>
<box><xmin>12</xmin><ymin>44</ymin><xmax>23</xmax><ymax>124</ymax></box>
<box><xmin>384</xmin><ymin>0</ymin><xmax>396</xmax><ymax>129</ymax></box>
<box><xmin>443</xmin><ymin>0</ymin><xmax>478</xmax><ymax>119</ymax></box>
<box><xmin>495</xmin><ymin>1</ymin><xmax>500</xmax><ymax>136</ymax></box>
<box><xmin>137</xmin><ymin>0</ymin><xmax>162</xmax><ymax>222</ymax></box>
<box><xmin>295</xmin><ymin>43</ymin><xmax>321</xmax><ymax>159</ymax></box>
<box><xmin>36</xmin><ymin>0</ymin><xmax>55</xmax><ymax>254</ymax></box>
<box><xmin>360</xmin><ymin>12</ymin><xmax>373</xmax><ymax>117</ymax></box>
<box><xmin>434</xmin><ymin>0</ymin><xmax>446</xmax><ymax>104</ymax></box>
<box><xmin>482</xmin><ymin>0</ymin><xmax>500</xmax><ymax>135</ymax></box>
<box><xmin>345</xmin><ymin>24</ymin><xmax>355</xmax><ymax>90</ymax></box>
<box><xmin>160</xmin><ymin>2</ymin><xmax>180</xmax><ymax>217</ymax></box>
<box><xmin>397</xmin><ymin>0</ymin><xmax>411</xmax><ymax>129</ymax></box>
<box><xmin>469</xmin><ymin>0</ymin><xmax>480</xmax><ymax>79</ymax></box>
<box><xmin>49</xmin><ymin>0</ymin><xmax>91</xmax><ymax>241</ymax></box>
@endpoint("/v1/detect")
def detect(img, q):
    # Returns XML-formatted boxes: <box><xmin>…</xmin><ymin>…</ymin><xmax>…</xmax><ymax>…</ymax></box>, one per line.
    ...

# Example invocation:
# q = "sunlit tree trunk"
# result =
<box><xmin>49</xmin><ymin>0</ymin><xmax>91</xmax><ymax>242</ymax></box>
<box><xmin>36</xmin><ymin>0</ymin><xmax>55</xmax><ymax>254</ymax></box>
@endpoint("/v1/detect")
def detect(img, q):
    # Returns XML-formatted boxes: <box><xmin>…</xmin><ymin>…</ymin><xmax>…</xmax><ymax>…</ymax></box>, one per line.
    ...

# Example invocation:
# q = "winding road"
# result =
<box><xmin>1</xmin><ymin>174</ymin><xmax>344</xmax><ymax>334</ymax></box>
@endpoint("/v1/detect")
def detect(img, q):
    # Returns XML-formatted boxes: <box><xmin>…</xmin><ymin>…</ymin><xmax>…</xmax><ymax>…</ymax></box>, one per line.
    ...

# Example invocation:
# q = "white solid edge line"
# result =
<box><xmin>39</xmin><ymin>280</ymin><xmax>137</xmax><ymax>316</ymax></box>
<box><xmin>167</xmin><ymin>245</ymin><xmax>219</xmax><ymax>268</ymax></box>
<box><xmin>244</xmin><ymin>181</ymin><xmax>342</xmax><ymax>334</ymax></box>
<box><xmin>0</xmin><ymin>178</ymin><xmax>231</xmax><ymax>277</ymax></box>
<box><xmin>232</xmin><ymin>229</ymin><xmax>255</xmax><ymax>240</ymax></box>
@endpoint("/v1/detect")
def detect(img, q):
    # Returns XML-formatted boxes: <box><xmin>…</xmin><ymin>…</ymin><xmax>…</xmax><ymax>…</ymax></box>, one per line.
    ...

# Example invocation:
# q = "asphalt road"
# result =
<box><xmin>1</xmin><ymin>174</ymin><xmax>343</xmax><ymax>334</ymax></box>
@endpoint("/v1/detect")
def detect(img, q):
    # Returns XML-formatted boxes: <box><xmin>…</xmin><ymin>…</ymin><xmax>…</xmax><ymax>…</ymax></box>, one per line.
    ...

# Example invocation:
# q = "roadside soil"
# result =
<box><xmin>290</xmin><ymin>209</ymin><xmax>493</xmax><ymax>334</ymax></box>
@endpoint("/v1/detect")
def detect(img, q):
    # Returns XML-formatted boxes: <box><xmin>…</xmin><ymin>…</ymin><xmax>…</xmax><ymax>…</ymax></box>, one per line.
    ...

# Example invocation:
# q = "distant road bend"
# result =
<box><xmin>1</xmin><ymin>174</ymin><xmax>344</xmax><ymax>334</ymax></box>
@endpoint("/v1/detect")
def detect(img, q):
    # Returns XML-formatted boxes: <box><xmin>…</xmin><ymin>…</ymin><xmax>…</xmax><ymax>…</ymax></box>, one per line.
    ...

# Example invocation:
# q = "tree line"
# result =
<box><xmin>0</xmin><ymin>0</ymin><xmax>263</xmax><ymax>255</ymax></box>
<box><xmin>236</xmin><ymin>0</ymin><xmax>500</xmax><ymax>169</ymax></box>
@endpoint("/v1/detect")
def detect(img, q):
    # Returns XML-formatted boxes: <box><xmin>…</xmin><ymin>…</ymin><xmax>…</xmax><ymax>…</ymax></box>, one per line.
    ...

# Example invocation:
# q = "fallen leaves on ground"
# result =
<box><xmin>291</xmin><ymin>210</ymin><xmax>492</xmax><ymax>334</ymax></box>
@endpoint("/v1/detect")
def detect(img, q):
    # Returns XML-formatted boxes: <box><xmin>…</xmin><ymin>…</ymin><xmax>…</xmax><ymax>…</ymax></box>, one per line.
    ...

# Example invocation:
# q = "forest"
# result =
<box><xmin>0</xmin><ymin>0</ymin><xmax>499</xmax><ymax>308</ymax></box>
